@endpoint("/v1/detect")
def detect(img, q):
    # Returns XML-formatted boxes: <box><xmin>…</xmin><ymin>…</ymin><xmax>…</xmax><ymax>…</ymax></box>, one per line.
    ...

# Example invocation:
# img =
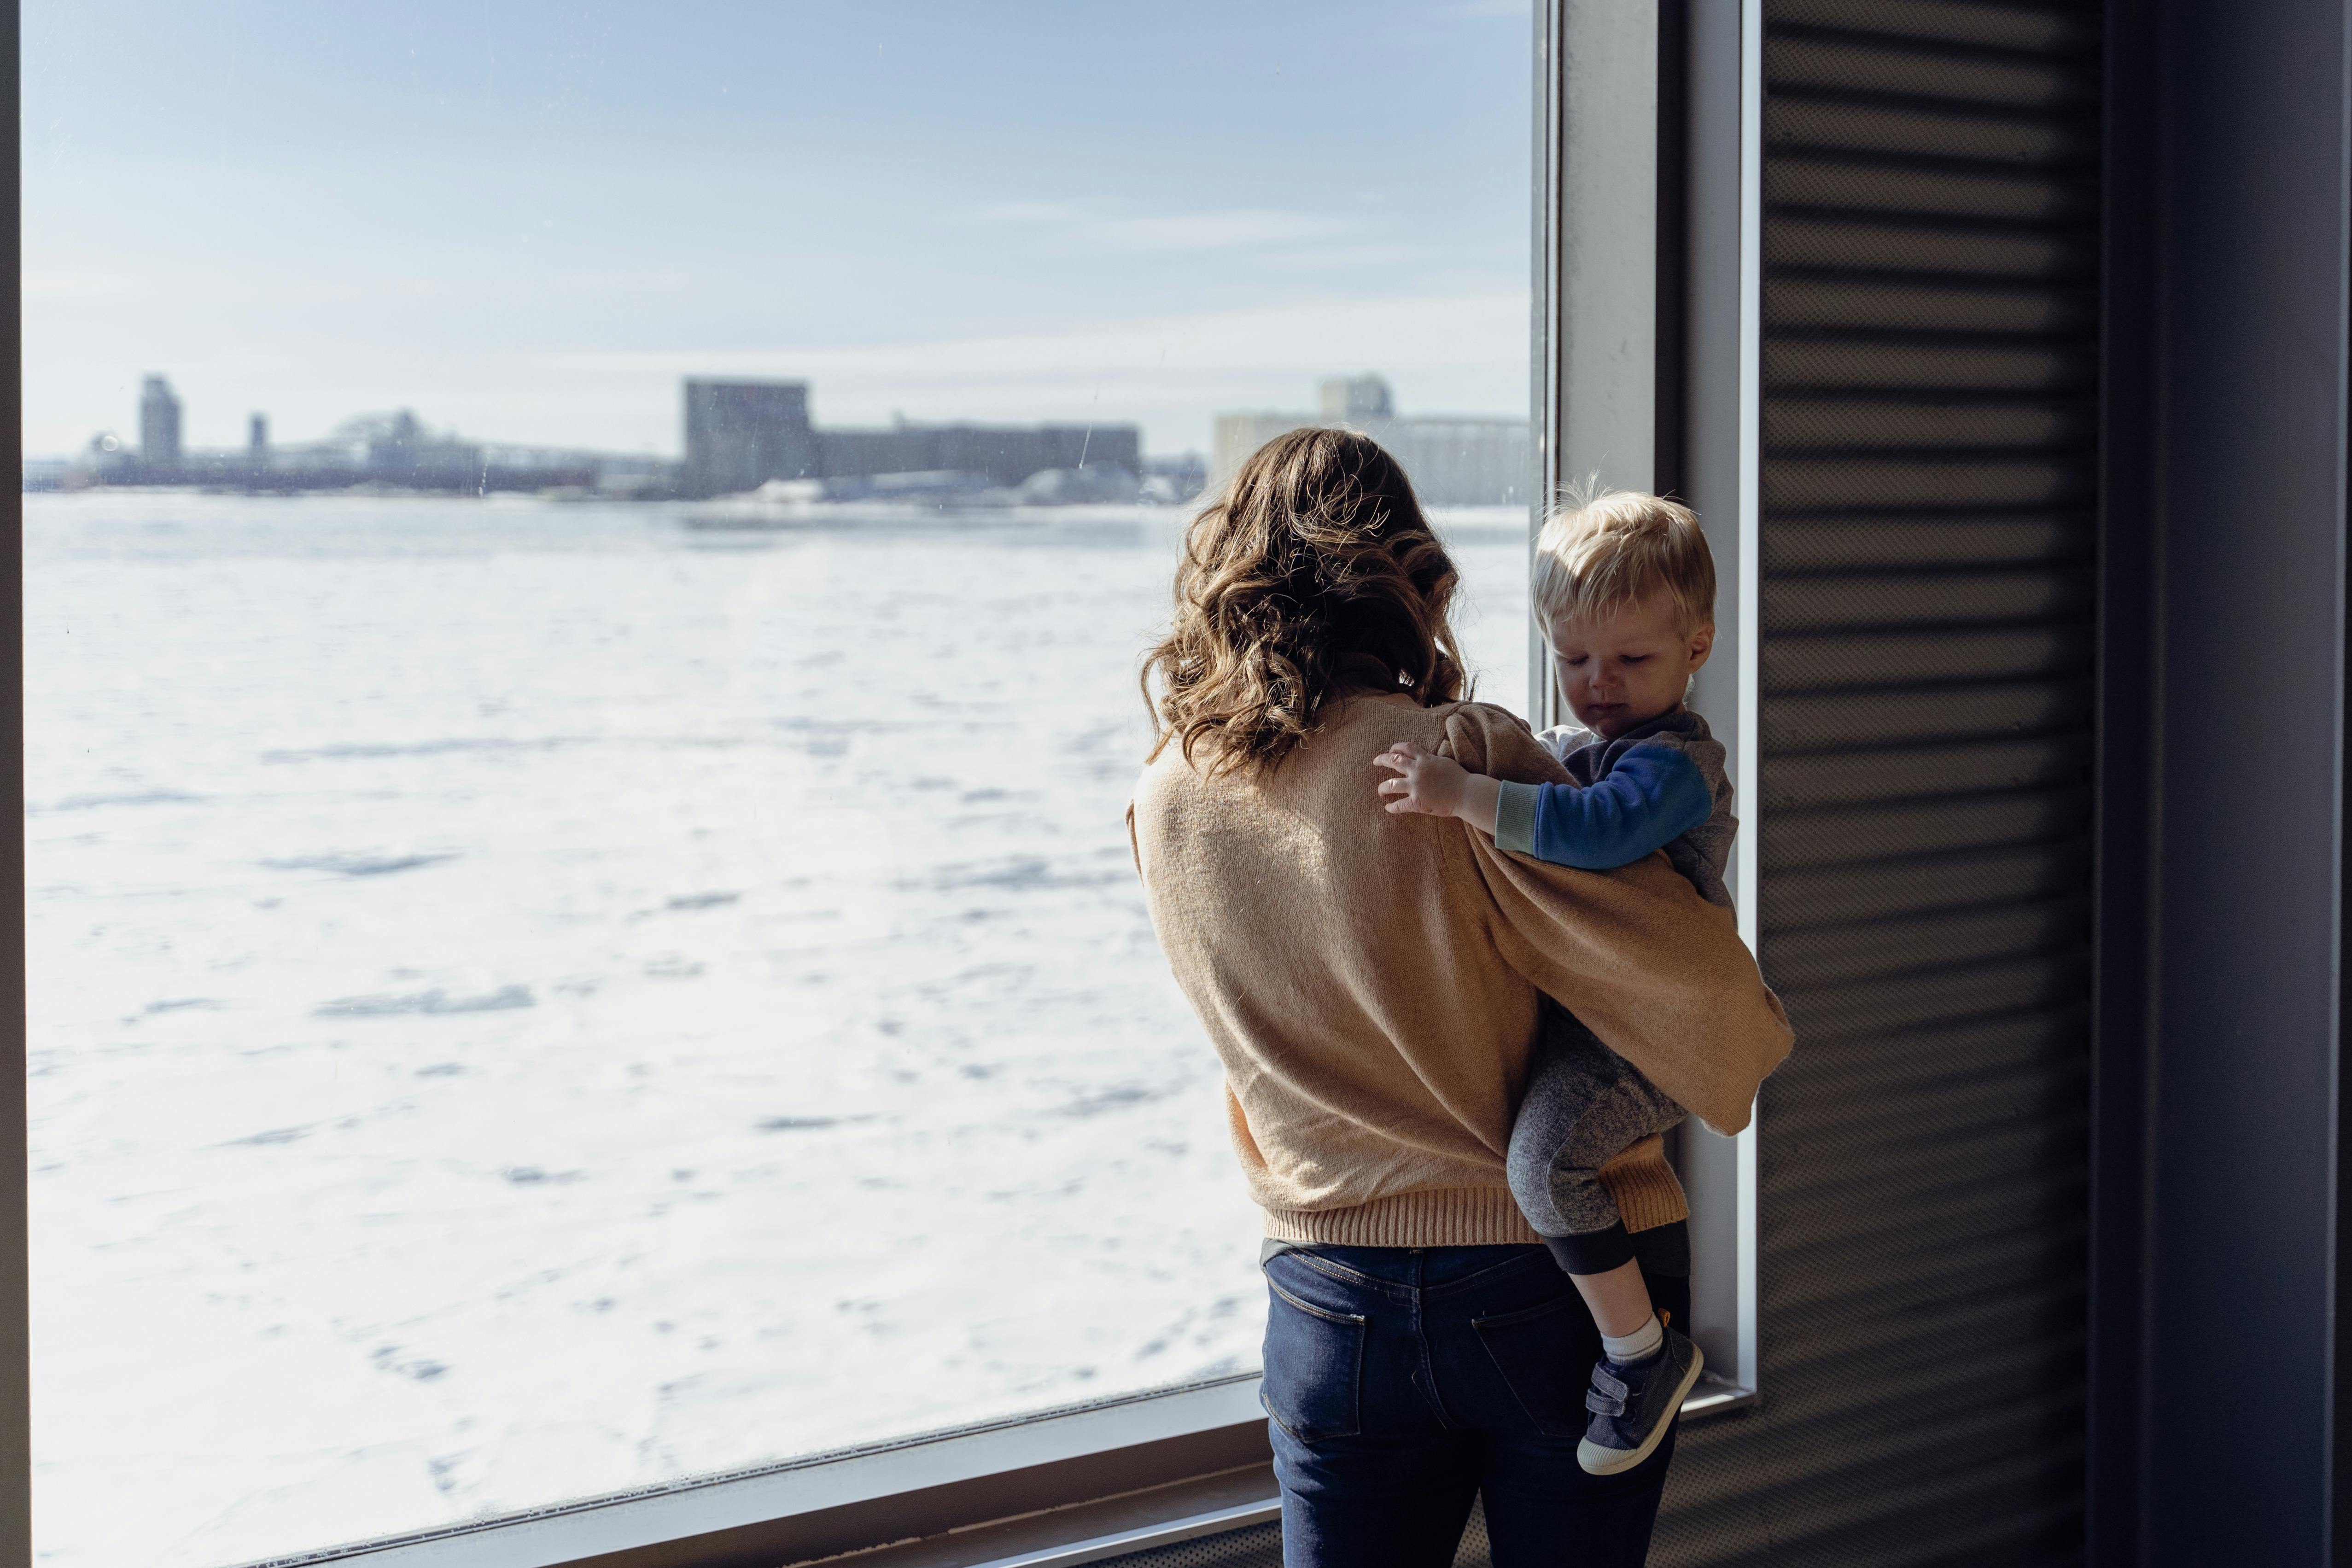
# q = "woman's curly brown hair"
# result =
<box><xmin>1142</xmin><ymin>426</ymin><xmax>1467</xmax><ymax>777</ymax></box>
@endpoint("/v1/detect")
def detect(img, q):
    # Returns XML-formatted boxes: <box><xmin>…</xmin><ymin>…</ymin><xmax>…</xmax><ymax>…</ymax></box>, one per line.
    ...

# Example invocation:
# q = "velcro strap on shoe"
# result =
<box><xmin>1586</xmin><ymin>1388</ymin><xmax>1627</xmax><ymax>1417</ymax></box>
<box><xmin>1589</xmin><ymin>1365</ymin><xmax>1628</xmax><ymax>1400</ymax></box>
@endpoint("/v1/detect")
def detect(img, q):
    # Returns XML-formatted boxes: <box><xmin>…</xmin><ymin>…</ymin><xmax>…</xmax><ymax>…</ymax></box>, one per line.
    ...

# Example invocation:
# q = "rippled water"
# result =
<box><xmin>24</xmin><ymin>491</ymin><xmax>1530</xmax><ymax>1567</ymax></box>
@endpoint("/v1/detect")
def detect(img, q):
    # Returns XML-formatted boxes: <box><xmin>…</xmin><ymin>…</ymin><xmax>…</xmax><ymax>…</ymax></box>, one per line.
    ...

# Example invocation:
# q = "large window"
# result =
<box><xmin>23</xmin><ymin>5</ymin><xmax>1534</xmax><ymax>1563</ymax></box>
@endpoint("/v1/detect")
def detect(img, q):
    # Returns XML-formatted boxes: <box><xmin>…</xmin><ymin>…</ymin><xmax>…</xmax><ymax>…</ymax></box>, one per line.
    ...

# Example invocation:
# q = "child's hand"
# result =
<box><xmin>1377</xmin><ymin>741</ymin><xmax>1505</xmax><ymax>834</ymax></box>
<box><xmin>1375</xmin><ymin>741</ymin><xmax>1474</xmax><ymax>817</ymax></box>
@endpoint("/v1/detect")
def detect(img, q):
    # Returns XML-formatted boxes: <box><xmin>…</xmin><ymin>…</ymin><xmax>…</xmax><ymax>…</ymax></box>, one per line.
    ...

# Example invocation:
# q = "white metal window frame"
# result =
<box><xmin>240</xmin><ymin>1378</ymin><xmax>1268</xmax><ymax>1568</ymax></box>
<box><xmin>1535</xmin><ymin>0</ymin><xmax>1763</xmax><ymax>1404</ymax></box>
<box><xmin>0</xmin><ymin>6</ymin><xmax>1773</xmax><ymax>1565</ymax></box>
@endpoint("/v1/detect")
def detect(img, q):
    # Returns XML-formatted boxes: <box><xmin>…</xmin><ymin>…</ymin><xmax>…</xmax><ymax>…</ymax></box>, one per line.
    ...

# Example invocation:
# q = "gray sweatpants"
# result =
<box><xmin>1506</xmin><ymin>1002</ymin><xmax>1686</xmax><ymax>1275</ymax></box>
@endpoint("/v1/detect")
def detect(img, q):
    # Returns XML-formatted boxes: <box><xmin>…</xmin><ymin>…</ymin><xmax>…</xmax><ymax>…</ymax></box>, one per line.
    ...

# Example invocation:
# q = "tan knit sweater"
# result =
<box><xmin>1130</xmin><ymin>690</ymin><xmax>1792</xmax><ymax>1247</ymax></box>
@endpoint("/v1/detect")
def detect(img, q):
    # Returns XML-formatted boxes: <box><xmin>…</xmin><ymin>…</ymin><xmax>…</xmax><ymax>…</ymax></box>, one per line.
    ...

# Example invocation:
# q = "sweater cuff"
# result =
<box><xmin>1494</xmin><ymin>781</ymin><xmax>1540</xmax><ymax>853</ymax></box>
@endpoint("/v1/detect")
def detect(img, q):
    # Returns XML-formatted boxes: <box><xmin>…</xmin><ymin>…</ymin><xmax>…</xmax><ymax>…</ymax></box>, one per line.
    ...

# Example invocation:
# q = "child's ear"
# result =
<box><xmin>1687</xmin><ymin>620</ymin><xmax>1716</xmax><ymax>672</ymax></box>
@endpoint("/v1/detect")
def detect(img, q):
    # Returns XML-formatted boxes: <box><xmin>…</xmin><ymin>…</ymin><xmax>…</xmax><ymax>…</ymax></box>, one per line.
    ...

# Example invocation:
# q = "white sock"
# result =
<box><xmin>1600</xmin><ymin>1315</ymin><xmax>1664</xmax><ymax>1366</ymax></box>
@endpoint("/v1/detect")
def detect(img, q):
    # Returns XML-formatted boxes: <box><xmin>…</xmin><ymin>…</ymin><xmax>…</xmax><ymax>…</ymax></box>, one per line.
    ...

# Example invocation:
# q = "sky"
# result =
<box><xmin>22</xmin><ymin>1</ymin><xmax>1533</xmax><ymax>460</ymax></box>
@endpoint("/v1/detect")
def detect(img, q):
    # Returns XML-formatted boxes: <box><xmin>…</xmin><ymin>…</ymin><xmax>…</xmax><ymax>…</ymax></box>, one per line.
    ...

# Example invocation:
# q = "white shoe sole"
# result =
<box><xmin>1576</xmin><ymin>1340</ymin><xmax>1704</xmax><ymax>1476</ymax></box>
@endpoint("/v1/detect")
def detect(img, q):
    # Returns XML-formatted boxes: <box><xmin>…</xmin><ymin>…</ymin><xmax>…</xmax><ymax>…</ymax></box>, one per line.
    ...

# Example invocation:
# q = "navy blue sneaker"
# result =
<box><xmin>1577</xmin><ymin>1323</ymin><xmax>1703</xmax><ymax>1475</ymax></box>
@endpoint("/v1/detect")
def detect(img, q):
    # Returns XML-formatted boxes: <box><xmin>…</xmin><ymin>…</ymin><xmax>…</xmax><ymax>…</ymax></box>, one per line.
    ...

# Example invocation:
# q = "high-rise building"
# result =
<box><xmin>684</xmin><ymin>380</ymin><xmax>817</xmax><ymax>496</ymax></box>
<box><xmin>248</xmin><ymin>413</ymin><xmax>269</xmax><ymax>466</ymax></box>
<box><xmin>140</xmin><ymin>375</ymin><xmax>182</xmax><ymax>472</ymax></box>
<box><xmin>1319</xmin><ymin>374</ymin><xmax>1395</xmax><ymax>422</ymax></box>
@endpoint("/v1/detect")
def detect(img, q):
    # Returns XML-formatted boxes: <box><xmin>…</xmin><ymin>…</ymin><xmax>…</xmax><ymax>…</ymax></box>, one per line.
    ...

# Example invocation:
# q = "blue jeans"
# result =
<box><xmin>1261</xmin><ymin>1242</ymin><xmax>1690</xmax><ymax>1568</ymax></box>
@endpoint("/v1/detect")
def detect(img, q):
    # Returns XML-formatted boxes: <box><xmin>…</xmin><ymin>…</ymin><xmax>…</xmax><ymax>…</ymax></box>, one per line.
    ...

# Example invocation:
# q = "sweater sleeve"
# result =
<box><xmin>1492</xmin><ymin>745</ymin><xmax>1713</xmax><ymax>869</ymax></box>
<box><xmin>1439</xmin><ymin>705</ymin><xmax>1792</xmax><ymax>1136</ymax></box>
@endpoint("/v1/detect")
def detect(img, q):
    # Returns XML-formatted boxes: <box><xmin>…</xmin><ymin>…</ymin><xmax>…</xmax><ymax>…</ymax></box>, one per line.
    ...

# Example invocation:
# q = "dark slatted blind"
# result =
<box><xmin>1655</xmin><ymin>3</ymin><xmax>2101</xmax><ymax>1563</ymax></box>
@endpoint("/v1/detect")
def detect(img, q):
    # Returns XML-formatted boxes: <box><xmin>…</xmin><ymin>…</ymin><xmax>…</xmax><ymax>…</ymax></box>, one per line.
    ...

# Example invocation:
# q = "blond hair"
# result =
<box><xmin>1142</xmin><ymin>427</ymin><xmax>1467</xmax><ymax>778</ymax></box>
<box><xmin>1529</xmin><ymin>485</ymin><xmax>1715</xmax><ymax>639</ymax></box>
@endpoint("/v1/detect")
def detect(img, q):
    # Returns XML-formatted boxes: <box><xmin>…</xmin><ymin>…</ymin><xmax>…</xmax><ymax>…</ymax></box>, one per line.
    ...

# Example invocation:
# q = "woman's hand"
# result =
<box><xmin>1376</xmin><ymin>741</ymin><xmax>1502</xmax><ymax>834</ymax></box>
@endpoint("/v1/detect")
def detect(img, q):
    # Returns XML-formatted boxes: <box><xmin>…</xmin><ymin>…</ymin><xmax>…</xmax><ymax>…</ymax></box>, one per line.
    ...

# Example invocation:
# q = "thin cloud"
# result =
<box><xmin>1089</xmin><ymin>209</ymin><xmax>1354</xmax><ymax>254</ymax></box>
<box><xmin>23</xmin><ymin>270</ymin><xmax>145</xmax><ymax>302</ymax></box>
<box><xmin>960</xmin><ymin>202</ymin><xmax>1360</xmax><ymax>255</ymax></box>
<box><xmin>1260</xmin><ymin>244</ymin><xmax>1439</xmax><ymax>274</ymax></box>
<box><xmin>970</xmin><ymin>201</ymin><xmax>1083</xmax><ymax>225</ymax></box>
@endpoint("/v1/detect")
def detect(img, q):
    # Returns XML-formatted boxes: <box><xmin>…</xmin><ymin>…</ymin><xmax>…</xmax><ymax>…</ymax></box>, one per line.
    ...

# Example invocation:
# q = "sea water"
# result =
<box><xmin>23</xmin><ymin>491</ymin><xmax>1531</xmax><ymax>1568</ymax></box>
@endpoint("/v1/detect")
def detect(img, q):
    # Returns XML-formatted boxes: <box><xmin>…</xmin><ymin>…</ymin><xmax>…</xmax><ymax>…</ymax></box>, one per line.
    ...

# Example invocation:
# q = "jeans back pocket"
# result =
<box><xmin>1260</xmin><ymin>1271</ymin><xmax>1367</xmax><ymax>1443</ymax></box>
<box><xmin>1471</xmin><ymin>1292</ymin><xmax>1593</xmax><ymax>1440</ymax></box>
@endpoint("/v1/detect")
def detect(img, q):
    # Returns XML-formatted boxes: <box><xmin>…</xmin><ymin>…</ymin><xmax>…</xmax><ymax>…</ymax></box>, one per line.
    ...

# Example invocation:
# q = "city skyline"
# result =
<box><xmin>44</xmin><ymin>356</ymin><xmax>1529</xmax><ymax>472</ymax></box>
<box><xmin>23</xmin><ymin>1</ymin><xmax>1533</xmax><ymax>461</ymax></box>
<box><xmin>43</xmin><ymin>368</ymin><xmax>1536</xmax><ymax>510</ymax></box>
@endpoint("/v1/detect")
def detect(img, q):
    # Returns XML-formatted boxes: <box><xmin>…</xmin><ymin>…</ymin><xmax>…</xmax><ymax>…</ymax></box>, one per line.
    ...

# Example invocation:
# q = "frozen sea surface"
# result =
<box><xmin>24</xmin><ymin>491</ymin><xmax>1531</xmax><ymax>1567</ymax></box>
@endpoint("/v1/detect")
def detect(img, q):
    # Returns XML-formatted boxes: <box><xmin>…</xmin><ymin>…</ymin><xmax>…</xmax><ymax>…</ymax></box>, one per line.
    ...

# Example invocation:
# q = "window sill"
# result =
<box><xmin>250</xmin><ymin>1368</ymin><xmax>1757</xmax><ymax>1568</ymax></box>
<box><xmin>1681</xmin><ymin>1370</ymin><xmax>1757</xmax><ymax>1420</ymax></box>
<box><xmin>822</xmin><ymin>1472</ymin><xmax>1280</xmax><ymax>1568</ymax></box>
<box><xmin>250</xmin><ymin>1376</ymin><xmax>1268</xmax><ymax>1568</ymax></box>
<box><xmin>818</xmin><ymin>1376</ymin><xmax>1755</xmax><ymax>1568</ymax></box>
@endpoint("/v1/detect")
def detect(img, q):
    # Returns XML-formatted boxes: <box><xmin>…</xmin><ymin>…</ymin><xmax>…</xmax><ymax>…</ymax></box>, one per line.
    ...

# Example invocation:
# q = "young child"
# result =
<box><xmin>1375</xmin><ymin>489</ymin><xmax>1730</xmax><ymax>1477</ymax></box>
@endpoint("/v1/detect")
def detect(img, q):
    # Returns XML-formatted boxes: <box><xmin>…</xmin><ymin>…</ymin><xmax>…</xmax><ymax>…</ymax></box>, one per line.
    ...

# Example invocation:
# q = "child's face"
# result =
<box><xmin>1547</xmin><ymin>595</ymin><xmax>1715</xmax><ymax>739</ymax></box>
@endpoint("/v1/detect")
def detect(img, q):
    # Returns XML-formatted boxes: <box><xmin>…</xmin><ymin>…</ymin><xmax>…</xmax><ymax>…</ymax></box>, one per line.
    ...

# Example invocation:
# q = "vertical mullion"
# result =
<box><xmin>1532</xmin><ymin>0</ymin><xmax>1563</xmax><ymax>724</ymax></box>
<box><xmin>2</xmin><ymin>0</ymin><xmax>30</xmax><ymax>1556</ymax></box>
<box><xmin>1729</xmin><ymin>0</ymin><xmax>1765</xmax><ymax>1401</ymax></box>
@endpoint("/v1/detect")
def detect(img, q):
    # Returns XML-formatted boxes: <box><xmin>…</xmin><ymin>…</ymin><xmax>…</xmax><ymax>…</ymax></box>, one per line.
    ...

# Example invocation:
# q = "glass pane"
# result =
<box><xmin>23</xmin><ymin>4</ymin><xmax>1532</xmax><ymax>1562</ymax></box>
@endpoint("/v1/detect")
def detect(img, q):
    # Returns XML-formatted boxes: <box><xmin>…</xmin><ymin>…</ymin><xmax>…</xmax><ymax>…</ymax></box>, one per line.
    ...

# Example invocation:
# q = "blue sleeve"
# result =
<box><xmin>1504</xmin><ymin>744</ymin><xmax>1713</xmax><ymax>870</ymax></box>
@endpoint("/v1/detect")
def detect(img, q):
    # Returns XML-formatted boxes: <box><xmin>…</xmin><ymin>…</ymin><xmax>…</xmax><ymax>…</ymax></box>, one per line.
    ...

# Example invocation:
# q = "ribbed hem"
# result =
<box><xmin>1494</xmin><ymin>781</ymin><xmax>1540</xmax><ymax>854</ymax></box>
<box><xmin>1262</xmin><ymin>1148</ymin><xmax>1689</xmax><ymax>1249</ymax></box>
<box><xmin>1262</xmin><ymin>1187</ymin><xmax>1543</xmax><ymax>1247</ymax></box>
<box><xmin>1599</xmin><ymin>1136</ymin><xmax>1692</xmax><ymax>1232</ymax></box>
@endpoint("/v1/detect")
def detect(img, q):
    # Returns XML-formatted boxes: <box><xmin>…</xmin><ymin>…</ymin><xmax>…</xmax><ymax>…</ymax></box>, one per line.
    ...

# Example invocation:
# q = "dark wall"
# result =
<box><xmin>2093</xmin><ymin>1</ymin><xmax>2352</xmax><ymax>1563</ymax></box>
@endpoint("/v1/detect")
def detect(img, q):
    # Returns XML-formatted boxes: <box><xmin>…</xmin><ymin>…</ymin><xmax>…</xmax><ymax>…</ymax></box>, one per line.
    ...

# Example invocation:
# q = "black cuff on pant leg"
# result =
<box><xmin>1542</xmin><ymin>1222</ymin><xmax>1634</xmax><ymax>1276</ymax></box>
<box><xmin>1632</xmin><ymin>1220</ymin><xmax>1690</xmax><ymax>1279</ymax></box>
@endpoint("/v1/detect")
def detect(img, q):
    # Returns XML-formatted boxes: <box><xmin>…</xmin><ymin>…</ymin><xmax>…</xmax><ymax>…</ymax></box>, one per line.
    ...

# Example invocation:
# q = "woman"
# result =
<box><xmin>1130</xmin><ymin>429</ymin><xmax>1788</xmax><ymax>1566</ymax></box>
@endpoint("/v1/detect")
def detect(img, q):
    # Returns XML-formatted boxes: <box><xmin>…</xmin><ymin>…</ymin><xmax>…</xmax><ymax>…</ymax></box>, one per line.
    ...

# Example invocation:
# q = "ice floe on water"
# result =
<box><xmin>24</xmin><ymin>491</ymin><xmax>1529</xmax><ymax>1567</ymax></box>
<box><xmin>314</xmin><ymin>985</ymin><xmax>537</xmax><ymax>1018</ymax></box>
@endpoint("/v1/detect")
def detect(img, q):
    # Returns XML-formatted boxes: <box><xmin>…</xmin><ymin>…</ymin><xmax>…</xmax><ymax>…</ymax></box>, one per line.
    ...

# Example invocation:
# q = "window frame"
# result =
<box><xmin>4</xmin><ymin>4</ymin><xmax>1771</xmax><ymax>1564</ymax></box>
<box><xmin>4</xmin><ymin>0</ymin><xmax>29</xmax><ymax>1557</ymax></box>
<box><xmin>242</xmin><ymin>1378</ymin><xmax>1272</xmax><ymax>1568</ymax></box>
<box><xmin>1535</xmin><ymin>0</ymin><xmax>1763</xmax><ymax>1411</ymax></box>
